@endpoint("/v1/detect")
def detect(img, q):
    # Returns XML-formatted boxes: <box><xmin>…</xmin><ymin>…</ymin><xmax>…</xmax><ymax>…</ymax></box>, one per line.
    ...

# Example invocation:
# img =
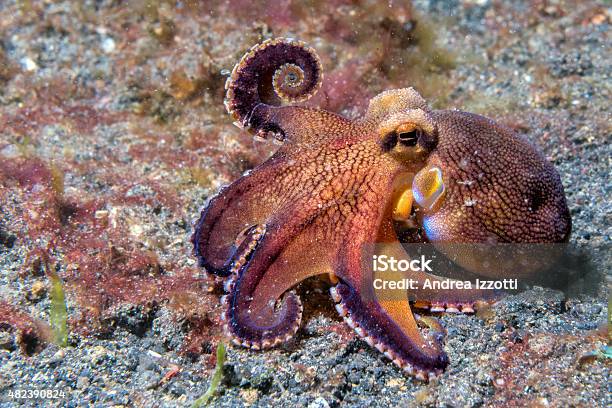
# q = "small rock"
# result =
<box><xmin>384</xmin><ymin>378</ymin><xmax>403</xmax><ymax>388</ymax></box>
<box><xmin>47</xmin><ymin>348</ymin><xmax>65</xmax><ymax>365</ymax></box>
<box><xmin>0</xmin><ymin>330</ymin><xmax>15</xmax><ymax>351</ymax></box>
<box><xmin>20</xmin><ymin>57</ymin><xmax>38</xmax><ymax>71</ymax></box>
<box><xmin>308</xmin><ymin>397</ymin><xmax>330</xmax><ymax>408</ymax></box>
<box><xmin>27</xmin><ymin>280</ymin><xmax>47</xmax><ymax>301</ymax></box>
<box><xmin>240</xmin><ymin>388</ymin><xmax>259</xmax><ymax>405</ymax></box>
<box><xmin>101</xmin><ymin>37</ymin><xmax>116</xmax><ymax>53</ymax></box>
<box><xmin>77</xmin><ymin>376</ymin><xmax>90</xmax><ymax>389</ymax></box>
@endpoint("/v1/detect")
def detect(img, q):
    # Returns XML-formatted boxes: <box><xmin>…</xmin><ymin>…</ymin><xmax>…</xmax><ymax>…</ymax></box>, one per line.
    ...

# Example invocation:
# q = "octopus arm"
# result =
<box><xmin>374</xmin><ymin>240</ymin><xmax>502</xmax><ymax>313</ymax></box>
<box><xmin>222</xmin><ymin>205</ymin><xmax>338</xmax><ymax>349</ymax></box>
<box><xmin>331</xmin><ymin>211</ymin><xmax>449</xmax><ymax>377</ymax></box>
<box><xmin>193</xmin><ymin>155</ymin><xmax>292</xmax><ymax>276</ymax></box>
<box><xmin>251</xmin><ymin>105</ymin><xmax>354</xmax><ymax>147</ymax></box>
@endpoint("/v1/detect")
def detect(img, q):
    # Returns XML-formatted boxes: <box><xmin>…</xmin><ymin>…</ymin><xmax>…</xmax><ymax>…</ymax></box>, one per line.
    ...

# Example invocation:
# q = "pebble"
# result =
<box><xmin>19</xmin><ymin>56</ymin><xmax>38</xmax><ymax>71</ymax></box>
<box><xmin>28</xmin><ymin>280</ymin><xmax>47</xmax><ymax>301</ymax></box>
<box><xmin>0</xmin><ymin>331</ymin><xmax>15</xmax><ymax>351</ymax></box>
<box><xmin>308</xmin><ymin>397</ymin><xmax>331</xmax><ymax>408</ymax></box>
<box><xmin>240</xmin><ymin>388</ymin><xmax>259</xmax><ymax>404</ymax></box>
<box><xmin>101</xmin><ymin>37</ymin><xmax>116</xmax><ymax>53</ymax></box>
<box><xmin>47</xmin><ymin>349</ymin><xmax>66</xmax><ymax>365</ymax></box>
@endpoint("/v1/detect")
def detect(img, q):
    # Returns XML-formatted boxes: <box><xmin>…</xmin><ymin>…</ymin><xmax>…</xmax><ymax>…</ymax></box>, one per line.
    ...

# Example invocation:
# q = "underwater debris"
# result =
<box><xmin>576</xmin><ymin>345</ymin><xmax>612</xmax><ymax>369</ymax></box>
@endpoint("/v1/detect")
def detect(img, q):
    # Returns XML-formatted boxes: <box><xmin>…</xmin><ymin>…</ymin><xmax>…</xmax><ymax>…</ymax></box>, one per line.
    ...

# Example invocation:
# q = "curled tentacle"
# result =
<box><xmin>219</xmin><ymin>212</ymin><xmax>328</xmax><ymax>349</ymax></box>
<box><xmin>223</xmin><ymin>286</ymin><xmax>303</xmax><ymax>350</ymax></box>
<box><xmin>224</xmin><ymin>37</ymin><xmax>323</xmax><ymax>136</ymax></box>
<box><xmin>217</xmin><ymin>222</ymin><xmax>302</xmax><ymax>349</ymax></box>
<box><xmin>272</xmin><ymin>63</ymin><xmax>312</xmax><ymax>102</ymax></box>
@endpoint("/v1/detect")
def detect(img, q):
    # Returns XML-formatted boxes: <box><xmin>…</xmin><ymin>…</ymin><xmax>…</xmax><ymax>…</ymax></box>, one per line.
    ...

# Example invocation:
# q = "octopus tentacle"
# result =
<box><xmin>330</xmin><ymin>282</ymin><xmax>446</xmax><ymax>381</ymax></box>
<box><xmin>377</xmin><ymin>221</ymin><xmax>503</xmax><ymax>311</ymax></box>
<box><xmin>327</xmin><ymin>213</ymin><xmax>450</xmax><ymax>380</ymax></box>
<box><xmin>219</xmin><ymin>221</ymin><xmax>304</xmax><ymax>349</ymax></box>
<box><xmin>220</xmin><ymin>201</ymin><xmax>342</xmax><ymax>349</ymax></box>
<box><xmin>223</xmin><ymin>286</ymin><xmax>304</xmax><ymax>350</ymax></box>
<box><xmin>224</xmin><ymin>37</ymin><xmax>323</xmax><ymax>139</ymax></box>
<box><xmin>192</xmin><ymin>157</ymin><xmax>289</xmax><ymax>276</ymax></box>
<box><xmin>407</xmin><ymin>268</ymin><xmax>501</xmax><ymax>312</ymax></box>
<box><xmin>413</xmin><ymin>300</ymin><xmax>478</xmax><ymax>314</ymax></box>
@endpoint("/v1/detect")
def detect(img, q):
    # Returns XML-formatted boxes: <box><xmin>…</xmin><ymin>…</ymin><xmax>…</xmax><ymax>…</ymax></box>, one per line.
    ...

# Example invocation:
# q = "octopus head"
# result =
<box><xmin>367</xmin><ymin>87</ymin><xmax>571</xmax><ymax>247</ymax></box>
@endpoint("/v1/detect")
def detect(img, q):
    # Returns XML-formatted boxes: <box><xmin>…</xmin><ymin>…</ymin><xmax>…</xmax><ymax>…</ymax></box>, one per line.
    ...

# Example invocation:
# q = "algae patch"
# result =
<box><xmin>48</xmin><ymin>268</ymin><xmax>68</xmax><ymax>347</ymax></box>
<box><xmin>192</xmin><ymin>342</ymin><xmax>226</xmax><ymax>407</ymax></box>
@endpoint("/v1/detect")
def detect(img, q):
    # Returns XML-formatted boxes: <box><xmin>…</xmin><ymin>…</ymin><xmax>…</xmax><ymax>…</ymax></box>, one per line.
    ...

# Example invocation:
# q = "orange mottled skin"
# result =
<box><xmin>192</xmin><ymin>38</ymin><xmax>571</xmax><ymax>379</ymax></box>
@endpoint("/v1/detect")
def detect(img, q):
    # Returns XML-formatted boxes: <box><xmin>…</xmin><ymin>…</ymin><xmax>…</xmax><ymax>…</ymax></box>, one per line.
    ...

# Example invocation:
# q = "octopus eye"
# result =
<box><xmin>398</xmin><ymin>129</ymin><xmax>420</xmax><ymax>147</ymax></box>
<box><xmin>396</xmin><ymin>123</ymin><xmax>421</xmax><ymax>147</ymax></box>
<box><xmin>380</xmin><ymin>132</ymin><xmax>399</xmax><ymax>151</ymax></box>
<box><xmin>378</xmin><ymin>114</ymin><xmax>437</xmax><ymax>156</ymax></box>
<box><xmin>412</xmin><ymin>165</ymin><xmax>445</xmax><ymax>211</ymax></box>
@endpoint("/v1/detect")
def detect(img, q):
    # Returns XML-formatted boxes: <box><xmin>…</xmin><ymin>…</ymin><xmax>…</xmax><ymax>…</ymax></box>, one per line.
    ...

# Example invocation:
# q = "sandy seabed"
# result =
<box><xmin>0</xmin><ymin>1</ymin><xmax>609</xmax><ymax>407</ymax></box>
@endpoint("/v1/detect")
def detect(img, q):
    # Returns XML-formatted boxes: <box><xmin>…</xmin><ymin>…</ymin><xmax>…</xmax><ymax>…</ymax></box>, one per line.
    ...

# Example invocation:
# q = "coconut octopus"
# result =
<box><xmin>192</xmin><ymin>38</ymin><xmax>571</xmax><ymax>380</ymax></box>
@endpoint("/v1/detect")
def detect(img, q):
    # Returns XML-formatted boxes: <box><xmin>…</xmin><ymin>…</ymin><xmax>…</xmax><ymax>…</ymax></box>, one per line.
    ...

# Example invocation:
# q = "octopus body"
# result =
<box><xmin>192</xmin><ymin>38</ymin><xmax>571</xmax><ymax>380</ymax></box>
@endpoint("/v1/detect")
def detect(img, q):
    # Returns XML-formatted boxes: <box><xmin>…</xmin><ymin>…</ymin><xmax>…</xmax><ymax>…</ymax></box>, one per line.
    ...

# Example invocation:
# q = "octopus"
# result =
<box><xmin>192</xmin><ymin>38</ymin><xmax>571</xmax><ymax>380</ymax></box>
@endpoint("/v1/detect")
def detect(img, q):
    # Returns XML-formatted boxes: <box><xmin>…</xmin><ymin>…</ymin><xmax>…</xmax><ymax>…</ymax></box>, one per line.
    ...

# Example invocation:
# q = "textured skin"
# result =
<box><xmin>422</xmin><ymin>111</ymin><xmax>570</xmax><ymax>244</ymax></box>
<box><xmin>192</xmin><ymin>38</ymin><xmax>571</xmax><ymax>379</ymax></box>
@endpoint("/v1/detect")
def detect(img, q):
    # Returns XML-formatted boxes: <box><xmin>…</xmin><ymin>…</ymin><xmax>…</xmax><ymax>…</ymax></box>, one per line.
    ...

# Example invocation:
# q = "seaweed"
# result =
<box><xmin>48</xmin><ymin>266</ymin><xmax>68</xmax><ymax>347</ymax></box>
<box><xmin>192</xmin><ymin>342</ymin><xmax>226</xmax><ymax>407</ymax></box>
